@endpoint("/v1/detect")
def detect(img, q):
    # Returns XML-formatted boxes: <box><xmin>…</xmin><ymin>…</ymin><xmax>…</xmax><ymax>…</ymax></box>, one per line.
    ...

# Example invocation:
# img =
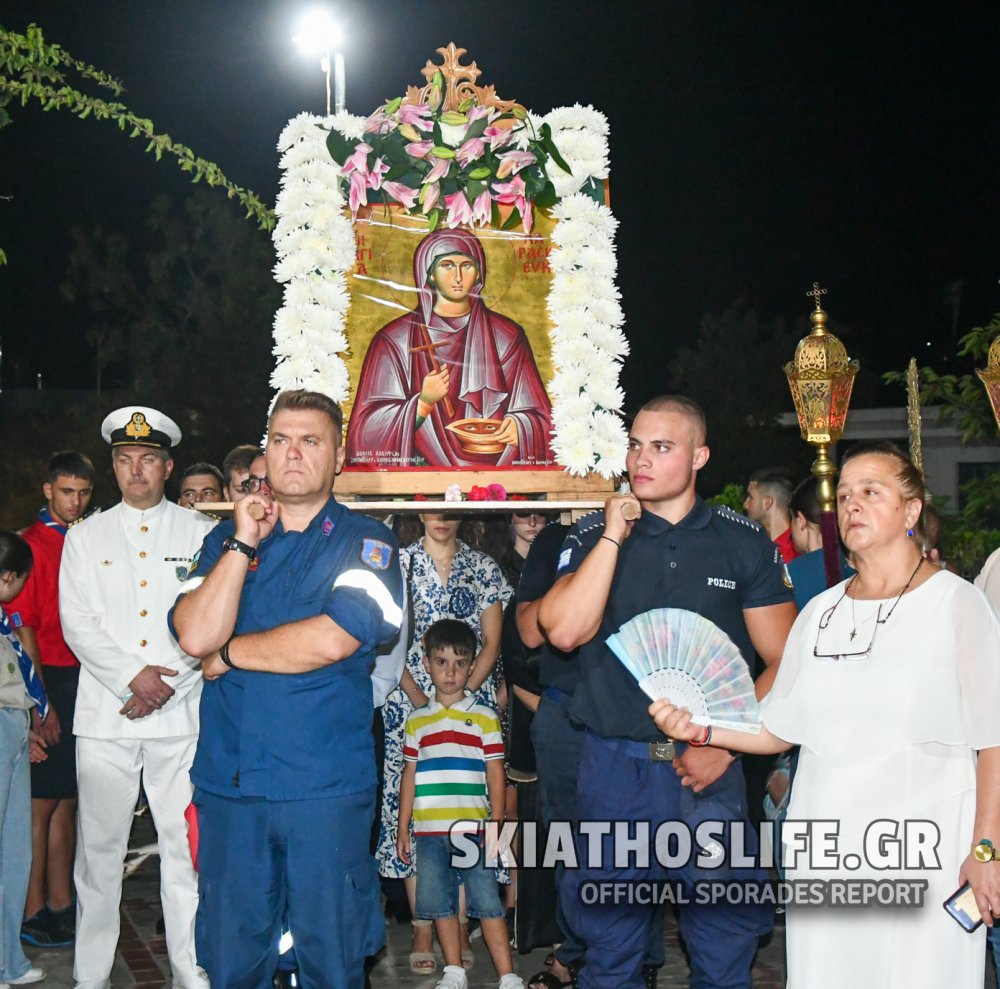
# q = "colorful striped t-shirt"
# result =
<box><xmin>403</xmin><ymin>692</ymin><xmax>504</xmax><ymax>836</ymax></box>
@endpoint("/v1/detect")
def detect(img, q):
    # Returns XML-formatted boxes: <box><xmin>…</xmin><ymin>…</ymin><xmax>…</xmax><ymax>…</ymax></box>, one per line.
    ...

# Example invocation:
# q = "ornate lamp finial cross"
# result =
<box><xmin>806</xmin><ymin>282</ymin><xmax>828</xmax><ymax>311</ymax></box>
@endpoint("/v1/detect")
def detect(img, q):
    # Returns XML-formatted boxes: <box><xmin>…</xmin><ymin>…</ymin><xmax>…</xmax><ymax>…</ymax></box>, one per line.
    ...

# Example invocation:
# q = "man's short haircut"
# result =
<box><xmin>112</xmin><ymin>446</ymin><xmax>170</xmax><ymax>464</ymax></box>
<box><xmin>181</xmin><ymin>462</ymin><xmax>224</xmax><ymax>486</ymax></box>
<box><xmin>749</xmin><ymin>467</ymin><xmax>796</xmax><ymax>509</ymax></box>
<box><xmin>423</xmin><ymin>619</ymin><xmax>477</xmax><ymax>660</ymax></box>
<box><xmin>0</xmin><ymin>530</ymin><xmax>33</xmax><ymax>577</ymax></box>
<box><xmin>637</xmin><ymin>395</ymin><xmax>708</xmax><ymax>445</ymax></box>
<box><xmin>269</xmin><ymin>389</ymin><xmax>343</xmax><ymax>433</ymax></box>
<box><xmin>47</xmin><ymin>451</ymin><xmax>95</xmax><ymax>484</ymax></box>
<box><xmin>789</xmin><ymin>477</ymin><xmax>821</xmax><ymax>527</ymax></box>
<box><xmin>221</xmin><ymin>445</ymin><xmax>261</xmax><ymax>489</ymax></box>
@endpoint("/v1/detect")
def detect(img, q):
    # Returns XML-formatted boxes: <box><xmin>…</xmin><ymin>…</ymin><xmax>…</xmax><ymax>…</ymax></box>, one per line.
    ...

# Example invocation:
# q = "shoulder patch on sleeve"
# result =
<box><xmin>783</xmin><ymin>563</ymin><xmax>794</xmax><ymax>588</ymax></box>
<box><xmin>361</xmin><ymin>538</ymin><xmax>393</xmax><ymax>571</ymax></box>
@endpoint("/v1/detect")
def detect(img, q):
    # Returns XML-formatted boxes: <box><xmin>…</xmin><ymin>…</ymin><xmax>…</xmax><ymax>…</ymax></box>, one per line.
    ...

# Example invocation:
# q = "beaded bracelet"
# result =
<box><xmin>688</xmin><ymin>724</ymin><xmax>712</xmax><ymax>747</ymax></box>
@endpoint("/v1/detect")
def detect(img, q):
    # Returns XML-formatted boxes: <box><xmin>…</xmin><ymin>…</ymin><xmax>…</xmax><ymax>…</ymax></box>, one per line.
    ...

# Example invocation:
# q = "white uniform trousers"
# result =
<box><xmin>74</xmin><ymin>736</ymin><xmax>207</xmax><ymax>989</ymax></box>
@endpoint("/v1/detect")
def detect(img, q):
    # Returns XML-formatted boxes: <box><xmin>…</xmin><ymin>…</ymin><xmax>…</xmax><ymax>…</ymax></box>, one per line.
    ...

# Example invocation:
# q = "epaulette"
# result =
<box><xmin>68</xmin><ymin>507</ymin><xmax>100</xmax><ymax>528</ymax></box>
<box><xmin>713</xmin><ymin>505</ymin><xmax>763</xmax><ymax>532</ymax></box>
<box><xmin>571</xmin><ymin>510</ymin><xmax>605</xmax><ymax>538</ymax></box>
<box><xmin>196</xmin><ymin>510</ymin><xmax>223</xmax><ymax>522</ymax></box>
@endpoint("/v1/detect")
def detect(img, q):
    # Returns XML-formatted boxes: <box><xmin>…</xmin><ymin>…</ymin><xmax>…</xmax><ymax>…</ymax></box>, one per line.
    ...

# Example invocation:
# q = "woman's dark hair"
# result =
<box><xmin>0</xmin><ymin>530</ymin><xmax>33</xmax><ymax>577</ymax></box>
<box><xmin>839</xmin><ymin>441</ymin><xmax>924</xmax><ymax>505</ymax></box>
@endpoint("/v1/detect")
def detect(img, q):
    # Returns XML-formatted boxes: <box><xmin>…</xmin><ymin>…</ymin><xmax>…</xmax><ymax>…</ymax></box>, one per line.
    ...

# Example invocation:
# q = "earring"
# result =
<box><xmin>906</xmin><ymin>528</ymin><xmax>914</xmax><ymax>537</ymax></box>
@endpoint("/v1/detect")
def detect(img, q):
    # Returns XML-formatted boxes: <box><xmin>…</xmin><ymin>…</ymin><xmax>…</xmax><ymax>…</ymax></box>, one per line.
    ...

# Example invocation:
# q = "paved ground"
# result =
<box><xmin>20</xmin><ymin>814</ymin><xmax>994</xmax><ymax>988</ymax></box>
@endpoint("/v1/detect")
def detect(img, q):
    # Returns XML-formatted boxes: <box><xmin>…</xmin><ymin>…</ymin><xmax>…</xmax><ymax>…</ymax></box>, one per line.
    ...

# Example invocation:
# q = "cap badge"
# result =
<box><xmin>125</xmin><ymin>412</ymin><xmax>152</xmax><ymax>439</ymax></box>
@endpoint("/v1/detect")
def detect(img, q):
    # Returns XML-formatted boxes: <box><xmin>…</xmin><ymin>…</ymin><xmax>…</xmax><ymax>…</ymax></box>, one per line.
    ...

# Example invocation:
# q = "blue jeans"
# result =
<box><xmin>414</xmin><ymin>834</ymin><xmax>504</xmax><ymax>920</ymax></box>
<box><xmin>531</xmin><ymin>697</ymin><xmax>664</xmax><ymax>970</ymax></box>
<box><xmin>989</xmin><ymin>924</ymin><xmax>1000</xmax><ymax>986</ymax></box>
<box><xmin>0</xmin><ymin>708</ymin><xmax>32</xmax><ymax>981</ymax></box>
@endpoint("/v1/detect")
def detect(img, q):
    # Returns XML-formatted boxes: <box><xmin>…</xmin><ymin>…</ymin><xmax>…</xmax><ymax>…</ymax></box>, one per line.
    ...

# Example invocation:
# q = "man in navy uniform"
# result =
<box><xmin>60</xmin><ymin>407</ymin><xmax>216</xmax><ymax>989</ymax></box>
<box><xmin>538</xmin><ymin>395</ymin><xmax>796</xmax><ymax>989</ymax></box>
<box><xmin>171</xmin><ymin>389</ymin><xmax>403</xmax><ymax>989</ymax></box>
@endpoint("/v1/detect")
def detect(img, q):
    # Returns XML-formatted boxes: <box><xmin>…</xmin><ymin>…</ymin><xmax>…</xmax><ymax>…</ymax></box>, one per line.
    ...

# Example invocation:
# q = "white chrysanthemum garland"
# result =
<box><xmin>269</xmin><ymin>103</ymin><xmax>627</xmax><ymax>477</ymax></box>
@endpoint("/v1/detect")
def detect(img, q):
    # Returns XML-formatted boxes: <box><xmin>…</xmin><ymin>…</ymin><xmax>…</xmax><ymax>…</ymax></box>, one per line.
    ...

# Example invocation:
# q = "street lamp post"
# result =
<box><xmin>784</xmin><ymin>283</ymin><xmax>860</xmax><ymax>587</ymax></box>
<box><xmin>293</xmin><ymin>10</ymin><xmax>345</xmax><ymax>115</ymax></box>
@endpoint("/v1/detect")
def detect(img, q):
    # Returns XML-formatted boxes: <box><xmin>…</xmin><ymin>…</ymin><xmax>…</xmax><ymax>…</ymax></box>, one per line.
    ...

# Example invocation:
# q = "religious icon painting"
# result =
<box><xmin>343</xmin><ymin>208</ymin><xmax>559</xmax><ymax>471</ymax></box>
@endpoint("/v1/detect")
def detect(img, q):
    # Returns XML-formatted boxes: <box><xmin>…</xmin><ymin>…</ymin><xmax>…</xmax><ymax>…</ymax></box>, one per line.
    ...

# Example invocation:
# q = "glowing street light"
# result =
<box><xmin>293</xmin><ymin>9</ymin><xmax>345</xmax><ymax>115</ymax></box>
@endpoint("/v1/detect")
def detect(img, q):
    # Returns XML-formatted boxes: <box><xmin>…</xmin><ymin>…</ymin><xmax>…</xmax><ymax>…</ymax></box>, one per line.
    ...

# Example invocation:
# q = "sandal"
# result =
<box><xmin>458</xmin><ymin>916</ymin><xmax>475</xmax><ymax>970</ymax></box>
<box><xmin>409</xmin><ymin>919</ymin><xmax>437</xmax><ymax>975</ymax></box>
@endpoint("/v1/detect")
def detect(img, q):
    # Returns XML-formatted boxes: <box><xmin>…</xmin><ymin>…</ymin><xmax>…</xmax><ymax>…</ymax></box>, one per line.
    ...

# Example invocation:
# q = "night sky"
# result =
<box><xmin>2</xmin><ymin>1</ymin><xmax>999</xmax><ymax>407</ymax></box>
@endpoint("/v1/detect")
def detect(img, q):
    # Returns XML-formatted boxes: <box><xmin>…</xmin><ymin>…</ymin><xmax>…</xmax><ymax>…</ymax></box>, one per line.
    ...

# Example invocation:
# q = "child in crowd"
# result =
<box><xmin>397</xmin><ymin>619</ymin><xmax>524</xmax><ymax>989</ymax></box>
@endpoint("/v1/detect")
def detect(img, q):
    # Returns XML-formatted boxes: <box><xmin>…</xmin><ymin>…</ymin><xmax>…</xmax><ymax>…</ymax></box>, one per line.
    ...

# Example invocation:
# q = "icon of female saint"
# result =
<box><xmin>345</xmin><ymin>229</ymin><xmax>554</xmax><ymax>468</ymax></box>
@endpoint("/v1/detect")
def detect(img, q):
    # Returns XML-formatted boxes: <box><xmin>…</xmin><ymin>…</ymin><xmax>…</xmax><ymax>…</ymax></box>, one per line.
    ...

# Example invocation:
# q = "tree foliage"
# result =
<box><xmin>0</xmin><ymin>21</ymin><xmax>274</xmax><ymax>265</ymax></box>
<box><xmin>884</xmin><ymin>315</ymin><xmax>1000</xmax><ymax>574</ymax></box>
<box><xmin>667</xmin><ymin>304</ymin><xmax>811</xmax><ymax>495</ymax></box>
<box><xmin>57</xmin><ymin>188</ymin><xmax>281</xmax><ymax>464</ymax></box>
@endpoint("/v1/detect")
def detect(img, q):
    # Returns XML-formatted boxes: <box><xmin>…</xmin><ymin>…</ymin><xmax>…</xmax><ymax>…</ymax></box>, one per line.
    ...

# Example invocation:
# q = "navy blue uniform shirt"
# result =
<box><xmin>170</xmin><ymin>496</ymin><xmax>403</xmax><ymax>800</ymax></box>
<box><xmin>558</xmin><ymin>498</ymin><xmax>792</xmax><ymax>742</ymax></box>
<box><xmin>515</xmin><ymin>523</ymin><xmax>579</xmax><ymax>695</ymax></box>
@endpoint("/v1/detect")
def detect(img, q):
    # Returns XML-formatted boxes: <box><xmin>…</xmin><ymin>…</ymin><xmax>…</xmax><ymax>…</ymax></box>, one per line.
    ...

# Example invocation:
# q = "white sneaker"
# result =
<box><xmin>9</xmin><ymin>970</ymin><xmax>45</xmax><ymax>986</ymax></box>
<box><xmin>498</xmin><ymin>975</ymin><xmax>525</xmax><ymax>989</ymax></box>
<box><xmin>435</xmin><ymin>964</ymin><xmax>469</xmax><ymax>989</ymax></box>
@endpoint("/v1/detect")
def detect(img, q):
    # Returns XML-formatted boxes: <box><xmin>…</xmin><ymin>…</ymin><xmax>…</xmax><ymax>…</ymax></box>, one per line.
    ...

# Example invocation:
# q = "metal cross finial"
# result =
<box><xmin>806</xmin><ymin>282</ymin><xmax>828</xmax><ymax>311</ymax></box>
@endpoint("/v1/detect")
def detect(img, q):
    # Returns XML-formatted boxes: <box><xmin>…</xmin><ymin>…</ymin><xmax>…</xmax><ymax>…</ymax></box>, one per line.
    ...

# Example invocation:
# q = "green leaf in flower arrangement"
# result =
<box><xmin>465</xmin><ymin>115</ymin><xmax>489</xmax><ymax>141</ymax></box>
<box><xmin>491</xmin><ymin>202</ymin><xmax>502</xmax><ymax>227</ymax></box>
<box><xmin>522</xmin><ymin>167</ymin><xmax>546</xmax><ymax>197</ymax></box>
<box><xmin>540</xmin><ymin>123</ymin><xmax>573</xmax><ymax>175</ymax></box>
<box><xmin>326</xmin><ymin>128</ymin><xmax>356</xmax><ymax>166</ymax></box>
<box><xmin>427</xmin><ymin>207</ymin><xmax>442</xmax><ymax>232</ymax></box>
<box><xmin>466</xmin><ymin>179</ymin><xmax>486</xmax><ymax>201</ymax></box>
<box><xmin>533</xmin><ymin>180</ymin><xmax>558</xmax><ymax>209</ymax></box>
<box><xmin>501</xmin><ymin>207</ymin><xmax>522</xmax><ymax>231</ymax></box>
<box><xmin>441</xmin><ymin>176</ymin><xmax>459</xmax><ymax>197</ymax></box>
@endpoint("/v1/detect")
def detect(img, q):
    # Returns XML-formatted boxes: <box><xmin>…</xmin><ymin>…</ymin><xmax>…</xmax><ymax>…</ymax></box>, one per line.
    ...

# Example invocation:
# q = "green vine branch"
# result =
<box><xmin>0</xmin><ymin>23</ymin><xmax>275</xmax><ymax>243</ymax></box>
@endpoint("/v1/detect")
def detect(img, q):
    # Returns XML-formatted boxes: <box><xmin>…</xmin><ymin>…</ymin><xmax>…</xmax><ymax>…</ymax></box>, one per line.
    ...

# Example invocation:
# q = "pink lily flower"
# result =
<box><xmin>364</xmin><ymin>111</ymin><xmax>393</xmax><ymax>135</ymax></box>
<box><xmin>348</xmin><ymin>171</ymin><xmax>368</xmax><ymax>215</ymax></box>
<box><xmin>382</xmin><ymin>181</ymin><xmax>419</xmax><ymax>210</ymax></box>
<box><xmin>423</xmin><ymin>157</ymin><xmax>451</xmax><ymax>184</ymax></box>
<box><xmin>405</xmin><ymin>140</ymin><xmax>434</xmax><ymax>159</ymax></box>
<box><xmin>484</xmin><ymin>126</ymin><xmax>515</xmax><ymax>152</ymax></box>
<box><xmin>468</xmin><ymin>105</ymin><xmax>491</xmax><ymax>122</ymax></box>
<box><xmin>496</xmin><ymin>150</ymin><xmax>537</xmax><ymax>178</ymax></box>
<box><xmin>341</xmin><ymin>142</ymin><xmax>372</xmax><ymax>176</ymax></box>
<box><xmin>444</xmin><ymin>192</ymin><xmax>474</xmax><ymax>227</ymax></box>
<box><xmin>456</xmin><ymin>137</ymin><xmax>486</xmax><ymax>167</ymax></box>
<box><xmin>421</xmin><ymin>183</ymin><xmax>441</xmax><ymax>214</ymax></box>
<box><xmin>470</xmin><ymin>189</ymin><xmax>492</xmax><ymax>225</ymax></box>
<box><xmin>492</xmin><ymin>176</ymin><xmax>533</xmax><ymax>233</ymax></box>
<box><xmin>366</xmin><ymin>157</ymin><xmax>389</xmax><ymax>191</ymax></box>
<box><xmin>398</xmin><ymin>102</ymin><xmax>433</xmax><ymax>132</ymax></box>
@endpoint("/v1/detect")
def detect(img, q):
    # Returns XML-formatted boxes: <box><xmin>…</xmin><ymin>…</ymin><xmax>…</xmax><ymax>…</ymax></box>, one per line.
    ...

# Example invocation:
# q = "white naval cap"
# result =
<box><xmin>101</xmin><ymin>406</ymin><xmax>182</xmax><ymax>451</ymax></box>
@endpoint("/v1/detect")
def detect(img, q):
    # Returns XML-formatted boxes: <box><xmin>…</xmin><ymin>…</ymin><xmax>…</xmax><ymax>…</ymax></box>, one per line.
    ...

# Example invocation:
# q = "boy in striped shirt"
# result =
<box><xmin>398</xmin><ymin>619</ymin><xmax>524</xmax><ymax>989</ymax></box>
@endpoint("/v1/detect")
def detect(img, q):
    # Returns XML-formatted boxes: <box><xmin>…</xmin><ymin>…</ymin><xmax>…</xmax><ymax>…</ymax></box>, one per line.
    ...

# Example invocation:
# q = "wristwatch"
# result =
<box><xmin>973</xmin><ymin>838</ymin><xmax>996</xmax><ymax>863</ymax></box>
<box><xmin>221</xmin><ymin>535</ymin><xmax>257</xmax><ymax>563</ymax></box>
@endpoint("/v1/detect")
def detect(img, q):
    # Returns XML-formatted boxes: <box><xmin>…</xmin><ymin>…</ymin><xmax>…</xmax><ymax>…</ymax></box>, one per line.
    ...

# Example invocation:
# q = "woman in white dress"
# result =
<box><xmin>650</xmin><ymin>441</ymin><xmax>1000</xmax><ymax>987</ymax></box>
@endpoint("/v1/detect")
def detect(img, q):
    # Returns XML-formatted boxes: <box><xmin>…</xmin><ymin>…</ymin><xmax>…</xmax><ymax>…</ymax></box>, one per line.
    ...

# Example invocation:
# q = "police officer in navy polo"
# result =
<box><xmin>171</xmin><ymin>389</ymin><xmax>403</xmax><ymax>989</ymax></box>
<box><xmin>538</xmin><ymin>395</ymin><xmax>797</xmax><ymax>989</ymax></box>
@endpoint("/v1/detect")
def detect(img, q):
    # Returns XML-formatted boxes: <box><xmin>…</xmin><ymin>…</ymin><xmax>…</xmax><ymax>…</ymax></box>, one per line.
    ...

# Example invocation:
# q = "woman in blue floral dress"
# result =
<box><xmin>377</xmin><ymin>513</ymin><xmax>511</xmax><ymax>972</ymax></box>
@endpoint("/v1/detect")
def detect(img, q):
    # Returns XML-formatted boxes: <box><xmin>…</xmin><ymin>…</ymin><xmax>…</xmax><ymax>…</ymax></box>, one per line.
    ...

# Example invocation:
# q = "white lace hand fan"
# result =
<box><xmin>607</xmin><ymin>608</ymin><xmax>762</xmax><ymax>733</ymax></box>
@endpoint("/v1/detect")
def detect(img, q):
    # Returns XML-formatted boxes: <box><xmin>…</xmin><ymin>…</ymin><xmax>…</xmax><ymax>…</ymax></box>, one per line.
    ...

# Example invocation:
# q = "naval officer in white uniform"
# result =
<box><xmin>59</xmin><ymin>407</ymin><xmax>217</xmax><ymax>989</ymax></box>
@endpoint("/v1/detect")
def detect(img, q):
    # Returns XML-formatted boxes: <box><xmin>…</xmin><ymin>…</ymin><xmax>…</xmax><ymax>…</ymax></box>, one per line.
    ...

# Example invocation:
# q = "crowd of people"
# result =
<box><xmin>2</xmin><ymin>389</ymin><xmax>1000</xmax><ymax>989</ymax></box>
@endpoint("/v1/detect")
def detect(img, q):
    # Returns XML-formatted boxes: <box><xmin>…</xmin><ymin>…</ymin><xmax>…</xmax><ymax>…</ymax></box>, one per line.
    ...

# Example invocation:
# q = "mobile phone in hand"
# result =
<box><xmin>943</xmin><ymin>882</ymin><xmax>983</xmax><ymax>933</ymax></box>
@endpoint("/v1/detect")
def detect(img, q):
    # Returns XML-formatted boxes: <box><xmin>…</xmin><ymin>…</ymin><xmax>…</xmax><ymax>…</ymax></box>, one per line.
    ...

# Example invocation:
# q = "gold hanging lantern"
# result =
<box><xmin>783</xmin><ymin>283</ymin><xmax>859</xmax><ymax>513</ymax></box>
<box><xmin>976</xmin><ymin>335</ymin><xmax>1000</xmax><ymax>435</ymax></box>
